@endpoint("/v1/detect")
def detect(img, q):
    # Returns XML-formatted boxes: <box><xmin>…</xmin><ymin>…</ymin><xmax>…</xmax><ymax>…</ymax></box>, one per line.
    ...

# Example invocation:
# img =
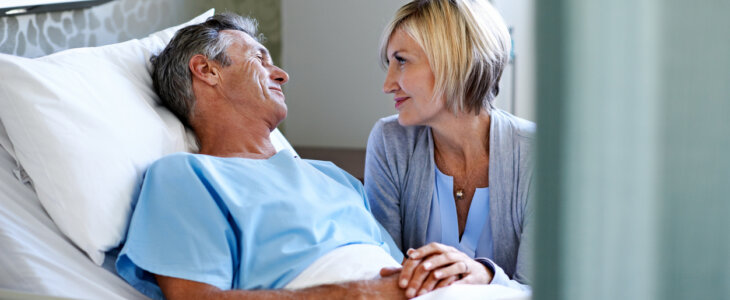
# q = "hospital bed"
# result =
<box><xmin>0</xmin><ymin>7</ymin><xmax>529</xmax><ymax>300</ymax></box>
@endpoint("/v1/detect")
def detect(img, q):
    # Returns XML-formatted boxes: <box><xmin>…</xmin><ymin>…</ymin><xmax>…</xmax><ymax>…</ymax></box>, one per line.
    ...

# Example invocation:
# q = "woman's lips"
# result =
<box><xmin>394</xmin><ymin>97</ymin><xmax>409</xmax><ymax>109</ymax></box>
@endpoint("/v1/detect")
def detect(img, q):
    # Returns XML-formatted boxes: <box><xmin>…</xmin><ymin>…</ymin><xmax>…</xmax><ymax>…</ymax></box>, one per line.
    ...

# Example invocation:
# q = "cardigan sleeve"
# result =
<box><xmin>512</xmin><ymin>168</ymin><xmax>535</xmax><ymax>286</ymax></box>
<box><xmin>364</xmin><ymin>118</ymin><xmax>405</xmax><ymax>253</ymax></box>
<box><xmin>474</xmin><ymin>177</ymin><xmax>533</xmax><ymax>291</ymax></box>
<box><xmin>476</xmin><ymin>191</ymin><xmax>533</xmax><ymax>291</ymax></box>
<box><xmin>474</xmin><ymin>152</ymin><xmax>534</xmax><ymax>291</ymax></box>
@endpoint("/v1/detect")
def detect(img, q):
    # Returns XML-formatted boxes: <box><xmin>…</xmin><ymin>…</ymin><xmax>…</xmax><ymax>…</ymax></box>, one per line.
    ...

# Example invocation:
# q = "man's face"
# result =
<box><xmin>216</xmin><ymin>30</ymin><xmax>289</xmax><ymax>128</ymax></box>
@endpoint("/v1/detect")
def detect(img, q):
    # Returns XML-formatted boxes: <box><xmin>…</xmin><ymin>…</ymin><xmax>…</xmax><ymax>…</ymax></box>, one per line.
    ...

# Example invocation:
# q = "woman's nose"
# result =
<box><xmin>382</xmin><ymin>65</ymin><xmax>399</xmax><ymax>94</ymax></box>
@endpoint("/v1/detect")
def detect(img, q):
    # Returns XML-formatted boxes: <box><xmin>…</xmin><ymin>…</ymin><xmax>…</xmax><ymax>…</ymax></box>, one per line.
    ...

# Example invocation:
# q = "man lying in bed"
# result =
<box><xmin>116</xmin><ymin>13</ymin><xmax>410</xmax><ymax>300</ymax></box>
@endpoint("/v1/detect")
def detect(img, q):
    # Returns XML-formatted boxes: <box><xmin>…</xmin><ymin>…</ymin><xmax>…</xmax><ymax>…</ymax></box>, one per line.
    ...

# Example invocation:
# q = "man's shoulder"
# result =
<box><xmin>152</xmin><ymin>151</ymin><xmax>198</xmax><ymax>164</ymax></box>
<box><xmin>304</xmin><ymin>159</ymin><xmax>362</xmax><ymax>191</ymax></box>
<box><xmin>303</xmin><ymin>158</ymin><xmax>338</xmax><ymax>170</ymax></box>
<box><xmin>147</xmin><ymin>152</ymin><xmax>201</xmax><ymax>175</ymax></box>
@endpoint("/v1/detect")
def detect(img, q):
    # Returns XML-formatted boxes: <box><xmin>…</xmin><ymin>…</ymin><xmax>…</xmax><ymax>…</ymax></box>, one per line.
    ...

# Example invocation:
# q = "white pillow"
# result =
<box><xmin>0</xmin><ymin>120</ymin><xmax>18</xmax><ymax>169</ymax></box>
<box><xmin>0</xmin><ymin>10</ymin><xmax>234</xmax><ymax>265</ymax></box>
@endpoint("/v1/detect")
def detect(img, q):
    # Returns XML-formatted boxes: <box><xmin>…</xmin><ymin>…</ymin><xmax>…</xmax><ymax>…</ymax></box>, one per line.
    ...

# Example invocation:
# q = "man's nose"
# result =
<box><xmin>271</xmin><ymin>66</ymin><xmax>289</xmax><ymax>84</ymax></box>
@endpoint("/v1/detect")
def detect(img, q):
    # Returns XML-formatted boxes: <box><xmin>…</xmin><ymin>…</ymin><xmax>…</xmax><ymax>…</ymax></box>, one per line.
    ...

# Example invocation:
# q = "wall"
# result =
<box><xmin>280</xmin><ymin>0</ymin><xmax>408</xmax><ymax>148</ymax></box>
<box><xmin>1</xmin><ymin>0</ymin><xmax>537</xmax><ymax>150</ymax></box>
<box><xmin>0</xmin><ymin>0</ymin><xmax>281</xmax><ymax>60</ymax></box>
<box><xmin>281</xmin><ymin>0</ymin><xmax>536</xmax><ymax>149</ymax></box>
<box><xmin>492</xmin><ymin>0</ymin><xmax>535</xmax><ymax>121</ymax></box>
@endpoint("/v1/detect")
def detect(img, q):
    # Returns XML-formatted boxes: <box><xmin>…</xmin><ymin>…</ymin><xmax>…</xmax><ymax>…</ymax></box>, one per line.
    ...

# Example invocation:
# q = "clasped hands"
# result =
<box><xmin>380</xmin><ymin>242</ymin><xmax>494</xmax><ymax>298</ymax></box>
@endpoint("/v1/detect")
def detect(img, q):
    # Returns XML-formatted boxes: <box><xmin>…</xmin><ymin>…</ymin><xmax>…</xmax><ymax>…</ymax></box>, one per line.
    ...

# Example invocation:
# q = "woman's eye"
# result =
<box><xmin>395</xmin><ymin>56</ymin><xmax>406</xmax><ymax>65</ymax></box>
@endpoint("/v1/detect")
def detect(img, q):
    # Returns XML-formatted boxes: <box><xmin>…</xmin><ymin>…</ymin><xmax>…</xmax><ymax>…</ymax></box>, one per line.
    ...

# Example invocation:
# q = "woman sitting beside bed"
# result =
<box><xmin>365</xmin><ymin>0</ymin><xmax>535</xmax><ymax>297</ymax></box>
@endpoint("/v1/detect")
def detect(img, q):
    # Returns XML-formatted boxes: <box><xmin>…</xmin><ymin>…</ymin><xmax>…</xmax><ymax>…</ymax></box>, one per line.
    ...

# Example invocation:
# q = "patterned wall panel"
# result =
<box><xmin>0</xmin><ymin>0</ymin><xmax>281</xmax><ymax>62</ymax></box>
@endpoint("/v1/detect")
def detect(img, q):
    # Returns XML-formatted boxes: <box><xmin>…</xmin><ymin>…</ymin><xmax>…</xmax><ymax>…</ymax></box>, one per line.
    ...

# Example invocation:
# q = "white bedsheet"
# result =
<box><xmin>285</xmin><ymin>244</ymin><xmax>401</xmax><ymax>290</ymax></box>
<box><xmin>0</xmin><ymin>122</ymin><xmax>147</xmax><ymax>299</ymax></box>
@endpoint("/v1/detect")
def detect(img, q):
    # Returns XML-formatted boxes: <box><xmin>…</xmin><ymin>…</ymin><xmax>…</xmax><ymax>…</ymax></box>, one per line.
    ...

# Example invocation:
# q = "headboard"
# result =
<box><xmin>0</xmin><ymin>0</ymin><xmax>281</xmax><ymax>60</ymax></box>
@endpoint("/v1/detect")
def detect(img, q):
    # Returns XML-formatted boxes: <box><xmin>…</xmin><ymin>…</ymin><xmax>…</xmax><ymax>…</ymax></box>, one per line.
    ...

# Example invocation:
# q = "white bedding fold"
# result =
<box><xmin>284</xmin><ymin>243</ymin><xmax>530</xmax><ymax>299</ymax></box>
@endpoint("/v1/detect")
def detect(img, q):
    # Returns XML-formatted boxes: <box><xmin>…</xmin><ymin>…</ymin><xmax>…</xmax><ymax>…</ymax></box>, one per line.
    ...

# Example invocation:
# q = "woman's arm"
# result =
<box><xmin>395</xmin><ymin>173</ymin><xmax>536</xmax><ymax>295</ymax></box>
<box><xmin>398</xmin><ymin>173</ymin><xmax>535</xmax><ymax>293</ymax></box>
<box><xmin>507</xmin><ymin>171</ymin><xmax>535</xmax><ymax>287</ymax></box>
<box><xmin>364</xmin><ymin>119</ymin><xmax>404</xmax><ymax>251</ymax></box>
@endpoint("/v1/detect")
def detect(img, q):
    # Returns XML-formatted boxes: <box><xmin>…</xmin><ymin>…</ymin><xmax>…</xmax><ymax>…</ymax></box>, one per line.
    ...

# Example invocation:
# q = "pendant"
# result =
<box><xmin>455</xmin><ymin>189</ymin><xmax>464</xmax><ymax>200</ymax></box>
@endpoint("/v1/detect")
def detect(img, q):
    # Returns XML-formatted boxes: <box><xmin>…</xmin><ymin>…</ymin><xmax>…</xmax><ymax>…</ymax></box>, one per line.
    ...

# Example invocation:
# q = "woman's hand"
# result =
<box><xmin>397</xmin><ymin>243</ymin><xmax>494</xmax><ymax>298</ymax></box>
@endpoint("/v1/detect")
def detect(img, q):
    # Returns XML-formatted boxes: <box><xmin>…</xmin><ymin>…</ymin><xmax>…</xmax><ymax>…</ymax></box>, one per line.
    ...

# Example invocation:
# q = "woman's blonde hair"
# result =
<box><xmin>380</xmin><ymin>0</ymin><xmax>511</xmax><ymax>114</ymax></box>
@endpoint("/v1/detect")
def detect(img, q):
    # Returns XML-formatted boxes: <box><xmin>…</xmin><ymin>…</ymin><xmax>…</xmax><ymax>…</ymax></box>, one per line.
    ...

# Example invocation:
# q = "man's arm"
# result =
<box><xmin>156</xmin><ymin>273</ymin><xmax>407</xmax><ymax>300</ymax></box>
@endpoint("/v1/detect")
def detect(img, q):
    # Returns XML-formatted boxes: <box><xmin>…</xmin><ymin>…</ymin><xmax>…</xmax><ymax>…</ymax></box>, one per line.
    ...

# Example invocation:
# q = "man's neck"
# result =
<box><xmin>195</xmin><ymin>116</ymin><xmax>278</xmax><ymax>159</ymax></box>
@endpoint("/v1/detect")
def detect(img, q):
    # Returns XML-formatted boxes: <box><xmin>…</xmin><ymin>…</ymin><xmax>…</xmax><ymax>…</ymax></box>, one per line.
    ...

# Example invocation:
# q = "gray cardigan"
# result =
<box><xmin>364</xmin><ymin>109</ymin><xmax>535</xmax><ymax>286</ymax></box>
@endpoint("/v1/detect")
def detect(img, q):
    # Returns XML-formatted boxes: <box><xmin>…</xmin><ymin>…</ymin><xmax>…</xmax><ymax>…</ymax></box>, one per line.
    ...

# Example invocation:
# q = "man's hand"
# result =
<box><xmin>352</xmin><ymin>272</ymin><xmax>408</xmax><ymax>300</ymax></box>
<box><xmin>393</xmin><ymin>243</ymin><xmax>494</xmax><ymax>298</ymax></box>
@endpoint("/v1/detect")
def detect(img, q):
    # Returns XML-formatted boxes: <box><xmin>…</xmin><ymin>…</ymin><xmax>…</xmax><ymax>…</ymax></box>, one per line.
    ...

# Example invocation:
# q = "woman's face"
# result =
<box><xmin>383</xmin><ymin>29</ymin><xmax>447</xmax><ymax>127</ymax></box>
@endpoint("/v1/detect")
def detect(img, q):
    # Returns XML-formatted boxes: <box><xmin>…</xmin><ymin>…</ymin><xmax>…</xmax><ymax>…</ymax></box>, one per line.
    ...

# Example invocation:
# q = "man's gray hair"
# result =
<box><xmin>151</xmin><ymin>13</ymin><xmax>260</xmax><ymax>128</ymax></box>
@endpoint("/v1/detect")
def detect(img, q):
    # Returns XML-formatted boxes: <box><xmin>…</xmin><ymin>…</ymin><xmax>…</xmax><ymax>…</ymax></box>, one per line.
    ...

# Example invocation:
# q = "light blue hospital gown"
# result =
<box><xmin>116</xmin><ymin>149</ymin><xmax>398</xmax><ymax>299</ymax></box>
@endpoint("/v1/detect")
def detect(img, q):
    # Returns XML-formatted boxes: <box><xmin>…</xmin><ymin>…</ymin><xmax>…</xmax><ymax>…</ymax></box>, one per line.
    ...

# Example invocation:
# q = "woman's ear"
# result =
<box><xmin>189</xmin><ymin>54</ymin><xmax>219</xmax><ymax>86</ymax></box>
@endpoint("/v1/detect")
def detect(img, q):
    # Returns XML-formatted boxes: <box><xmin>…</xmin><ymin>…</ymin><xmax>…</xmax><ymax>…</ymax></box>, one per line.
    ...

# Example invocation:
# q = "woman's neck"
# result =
<box><xmin>430</xmin><ymin>109</ymin><xmax>491</xmax><ymax>162</ymax></box>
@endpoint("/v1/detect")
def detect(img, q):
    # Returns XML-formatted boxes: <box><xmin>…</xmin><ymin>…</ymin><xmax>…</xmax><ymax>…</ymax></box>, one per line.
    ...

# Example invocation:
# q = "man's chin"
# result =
<box><xmin>273</xmin><ymin>109</ymin><xmax>287</xmax><ymax>129</ymax></box>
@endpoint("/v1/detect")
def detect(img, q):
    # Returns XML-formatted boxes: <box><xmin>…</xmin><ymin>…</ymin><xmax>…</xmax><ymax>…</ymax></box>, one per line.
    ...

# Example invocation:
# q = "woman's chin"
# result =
<box><xmin>397</xmin><ymin>114</ymin><xmax>418</xmax><ymax>127</ymax></box>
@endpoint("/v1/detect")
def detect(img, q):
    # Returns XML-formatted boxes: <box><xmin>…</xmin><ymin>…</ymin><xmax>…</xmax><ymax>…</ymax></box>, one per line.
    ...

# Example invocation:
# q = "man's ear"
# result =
<box><xmin>189</xmin><ymin>54</ymin><xmax>220</xmax><ymax>86</ymax></box>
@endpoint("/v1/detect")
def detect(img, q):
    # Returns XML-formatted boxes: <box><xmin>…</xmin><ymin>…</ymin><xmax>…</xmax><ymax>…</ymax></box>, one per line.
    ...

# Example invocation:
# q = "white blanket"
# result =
<box><xmin>285</xmin><ymin>244</ymin><xmax>530</xmax><ymax>299</ymax></box>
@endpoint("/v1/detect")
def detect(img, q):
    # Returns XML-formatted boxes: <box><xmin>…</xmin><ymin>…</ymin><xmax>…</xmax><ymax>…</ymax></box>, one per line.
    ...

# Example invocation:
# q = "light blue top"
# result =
<box><xmin>425</xmin><ymin>166</ymin><xmax>493</xmax><ymax>259</ymax></box>
<box><xmin>116</xmin><ymin>149</ymin><xmax>400</xmax><ymax>299</ymax></box>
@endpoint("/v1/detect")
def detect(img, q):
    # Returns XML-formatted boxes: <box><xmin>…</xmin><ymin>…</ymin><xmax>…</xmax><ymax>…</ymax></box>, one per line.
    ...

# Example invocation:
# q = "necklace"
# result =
<box><xmin>435</xmin><ymin>146</ymin><xmax>467</xmax><ymax>201</ymax></box>
<box><xmin>455</xmin><ymin>189</ymin><xmax>464</xmax><ymax>200</ymax></box>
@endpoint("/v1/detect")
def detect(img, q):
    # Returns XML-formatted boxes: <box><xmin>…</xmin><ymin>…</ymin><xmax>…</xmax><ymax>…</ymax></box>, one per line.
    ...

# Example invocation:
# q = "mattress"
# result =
<box><xmin>0</xmin><ymin>121</ymin><xmax>147</xmax><ymax>299</ymax></box>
